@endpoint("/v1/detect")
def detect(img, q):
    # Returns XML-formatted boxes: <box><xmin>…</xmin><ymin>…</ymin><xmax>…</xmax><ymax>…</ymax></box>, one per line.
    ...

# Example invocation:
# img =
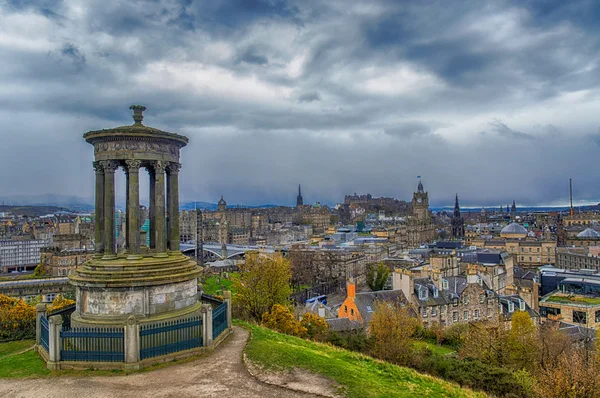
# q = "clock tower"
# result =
<box><xmin>412</xmin><ymin>180</ymin><xmax>429</xmax><ymax>222</ymax></box>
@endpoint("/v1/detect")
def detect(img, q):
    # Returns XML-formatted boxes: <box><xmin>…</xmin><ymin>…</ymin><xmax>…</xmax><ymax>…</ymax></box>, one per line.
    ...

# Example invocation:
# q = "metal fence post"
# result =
<box><xmin>124</xmin><ymin>315</ymin><xmax>140</xmax><ymax>370</ymax></box>
<box><xmin>35</xmin><ymin>303</ymin><xmax>47</xmax><ymax>351</ymax></box>
<box><xmin>223</xmin><ymin>290</ymin><xmax>232</xmax><ymax>329</ymax></box>
<box><xmin>47</xmin><ymin>315</ymin><xmax>63</xmax><ymax>370</ymax></box>
<box><xmin>202</xmin><ymin>304</ymin><xmax>213</xmax><ymax>347</ymax></box>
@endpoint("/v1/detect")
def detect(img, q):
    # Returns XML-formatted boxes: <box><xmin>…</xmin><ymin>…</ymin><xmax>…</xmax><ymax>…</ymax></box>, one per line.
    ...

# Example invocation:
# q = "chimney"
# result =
<box><xmin>318</xmin><ymin>304</ymin><xmax>326</xmax><ymax>318</ymax></box>
<box><xmin>467</xmin><ymin>264</ymin><xmax>479</xmax><ymax>284</ymax></box>
<box><xmin>347</xmin><ymin>281</ymin><xmax>356</xmax><ymax>299</ymax></box>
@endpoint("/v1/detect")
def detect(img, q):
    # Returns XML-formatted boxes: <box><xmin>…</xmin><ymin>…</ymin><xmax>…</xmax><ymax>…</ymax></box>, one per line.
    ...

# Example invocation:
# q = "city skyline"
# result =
<box><xmin>1</xmin><ymin>1</ymin><xmax>600</xmax><ymax>206</ymax></box>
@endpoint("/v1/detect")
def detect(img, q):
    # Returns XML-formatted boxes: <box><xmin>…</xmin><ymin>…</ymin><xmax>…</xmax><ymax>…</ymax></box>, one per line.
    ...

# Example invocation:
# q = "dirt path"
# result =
<box><xmin>0</xmin><ymin>327</ymin><xmax>316</xmax><ymax>398</ymax></box>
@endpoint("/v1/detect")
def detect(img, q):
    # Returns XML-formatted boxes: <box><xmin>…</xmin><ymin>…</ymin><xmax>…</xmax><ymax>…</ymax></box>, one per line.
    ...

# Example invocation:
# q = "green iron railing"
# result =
<box><xmin>140</xmin><ymin>316</ymin><xmax>203</xmax><ymax>360</ymax></box>
<box><xmin>60</xmin><ymin>327</ymin><xmax>124</xmax><ymax>362</ymax></box>
<box><xmin>212</xmin><ymin>302</ymin><xmax>228</xmax><ymax>340</ymax></box>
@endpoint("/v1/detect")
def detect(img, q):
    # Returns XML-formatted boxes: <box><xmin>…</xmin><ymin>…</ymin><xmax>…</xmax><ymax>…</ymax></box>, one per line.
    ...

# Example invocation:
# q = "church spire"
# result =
<box><xmin>451</xmin><ymin>194</ymin><xmax>464</xmax><ymax>239</ymax></box>
<box><xmin>296</xmin><ymin>184</ymin><xmax>303</xmax><ymax>207</ymax></box>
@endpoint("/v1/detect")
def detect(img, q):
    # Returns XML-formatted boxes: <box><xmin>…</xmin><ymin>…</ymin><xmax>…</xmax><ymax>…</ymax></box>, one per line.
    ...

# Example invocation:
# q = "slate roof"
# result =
<box><xmin>326</xmin><ymin>318</ymin><xmax>363</xmax><ymax>332</ymax></box>
<box><xmin>501</xmin><ymin>223</ymin><xmax>527</xmax><ymax>235</ymax></box>
<box><xmin>499</xmin><ymin>294</ymin><xmax>539</xmax><ymax>320</ymax></box>
<box><xmin>354</xmin><ymin>290</ymin><xmax>410</xmax><ymax>324</ymax></box>
<box><xmin>558</xmin><ymin>322</ymin><xmax>597</xmax><ymax>344</ymax></box>
<box><xmin>413</xmin><ymin>276</ymin><xmax>477</xmax><ymax>308</ymax></box>
<box><xmin>577</xmin><ymin>228</ymin><xmax>600</xmax><ymax>238</ymax></box>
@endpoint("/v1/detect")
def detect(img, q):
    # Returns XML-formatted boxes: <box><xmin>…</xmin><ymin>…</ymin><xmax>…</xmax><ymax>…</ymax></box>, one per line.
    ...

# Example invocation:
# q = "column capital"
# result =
<box><xmin>167</xmin><ymin>162</ymin><xmax>181</xmax><ymax>174</ymax></box>
<box><xmin>154</xmin><ymin>160</ymin><xmax>166</xmax><ymax>174</ymax></box>
<box><xmin>93</xmin><ymin>161</ymin><xmax>104</xmax><ymax>173</ymax></box>
<box><xmin>125</xmin><ymin>159</ymin><xmax>142</xmax><ymax>172</ymax></box>
<box><xmin>100</xmin><ymin>160</ymin><xmax>119</xmax><ymax>173</ymax></box>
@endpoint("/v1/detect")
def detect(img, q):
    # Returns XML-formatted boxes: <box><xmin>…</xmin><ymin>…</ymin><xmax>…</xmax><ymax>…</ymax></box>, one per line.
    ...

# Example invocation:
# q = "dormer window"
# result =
<box><xmin>433</xmin><ymin>287</ymin><xmax>439</xmax><ymax>298</ymax></box>
<box><xmin>418</xmin><ymin>286</ymin><xmax>428</xmax><ymax>300</ymax></box>
<box><xmin>519</xmin><ymin>299</ymin><xmax>525</xmax><ymax>311</ymax></box>
<box><xmin>442</xmin><ymin>279</ymin><xmax>448</xmax><ymax>290</ymax></box>
<box><xmin>508</xmin><ymin>302</ymin><xmax>515</xmax><ymax>313</ymax></box>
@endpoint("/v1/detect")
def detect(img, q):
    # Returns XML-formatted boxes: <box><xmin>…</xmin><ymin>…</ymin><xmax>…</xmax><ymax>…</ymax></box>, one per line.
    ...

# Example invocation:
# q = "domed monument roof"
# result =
<box><xmin>218</xmin><ymin>195</ymin><xmax>227</xmax><ymax>206</ymax></box>
<box><xmin>501</xmin><ymin>222</ymin><xmax>527</xmax><ymax>235</ymax></box>
<box><xmin>577</xmin><ymin>228</ymin><xmax>600</xmax><ymax>238</ymax></box>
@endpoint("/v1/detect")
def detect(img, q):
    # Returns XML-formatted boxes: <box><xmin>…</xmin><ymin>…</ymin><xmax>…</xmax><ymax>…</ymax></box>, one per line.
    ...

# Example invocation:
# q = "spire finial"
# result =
<box><xmin>129</xmin><ymin>105</ymin><xmax>146</xmax><ymax>125</ymax></box>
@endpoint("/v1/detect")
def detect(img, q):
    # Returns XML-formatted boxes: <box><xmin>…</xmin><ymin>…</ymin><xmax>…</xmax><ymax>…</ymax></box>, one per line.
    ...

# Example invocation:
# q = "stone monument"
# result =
<box><xmin>69</xmin><ymin>105</ymin><xmax>202</xmax><ymax>327</ymax></box>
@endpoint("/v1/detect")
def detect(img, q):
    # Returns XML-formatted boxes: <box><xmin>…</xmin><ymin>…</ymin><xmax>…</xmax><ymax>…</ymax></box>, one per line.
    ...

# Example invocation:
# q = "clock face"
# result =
<box><xmin>417</xmin><ymin>198</ymin><xmax>422</xmax><ymax>204</ymax></box>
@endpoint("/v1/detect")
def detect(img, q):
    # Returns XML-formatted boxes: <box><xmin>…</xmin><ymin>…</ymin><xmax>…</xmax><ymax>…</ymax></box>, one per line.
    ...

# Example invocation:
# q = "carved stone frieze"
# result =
<box><xmin>94</xmin><ymin>140</ymin><xmax>180</xmax><ymax>157</ymax></box>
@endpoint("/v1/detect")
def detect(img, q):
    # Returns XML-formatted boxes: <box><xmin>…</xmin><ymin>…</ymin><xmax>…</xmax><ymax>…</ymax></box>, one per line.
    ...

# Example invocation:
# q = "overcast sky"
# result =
<box><xmin>1</xmin><ymin>0</ymin><xmax>599</xmax><ymax>208</ymax></box>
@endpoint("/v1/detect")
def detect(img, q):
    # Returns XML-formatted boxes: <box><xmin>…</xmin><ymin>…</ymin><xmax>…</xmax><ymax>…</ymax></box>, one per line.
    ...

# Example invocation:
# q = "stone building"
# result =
<box><xmin>288</xmin><ymin>246</ymin><xmax>367</xmax><ymax>286</ymax></box>
<box><xmin>392</xmin><ymin>267</ymin><xmax>500</xmax><ymax>327</ymax></box>
<box><xmin>539</xmin><ymin>277</ymin><xmax>600</xmax><ymax>329</ymax></box>
<box><xmin>556</xmin><ymin>246</ymin><xmax>600</xmax><ymax>272</ymax></box>
<box><xmin>398</xmin><ymin>180</ymin><xmax>436</xmax><ymax>249</ymax></box>
<box><xmin>40</xmin><ymin>248</ymin><xmax>92</xmax><ymax>276</ymax></box>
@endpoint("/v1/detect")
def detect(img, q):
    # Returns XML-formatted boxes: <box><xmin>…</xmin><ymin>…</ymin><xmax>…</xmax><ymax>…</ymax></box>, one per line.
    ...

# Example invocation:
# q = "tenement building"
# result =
<box><xmin>556</xmin><ymin>246</ymin><xmax>600</xmax><ymax>272</ymax></box>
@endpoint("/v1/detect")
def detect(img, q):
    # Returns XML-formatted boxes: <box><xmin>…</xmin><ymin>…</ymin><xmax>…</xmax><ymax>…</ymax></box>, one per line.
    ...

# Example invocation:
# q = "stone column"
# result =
<box><xmin>167</xmin><ymin>162</ymin><xmax>181</xmax><ymax>252</ymax></box>
<box><xmin>153</xmin><ymin>161</ymin><xmax>167</xmax><ymax>257</ymax></box>
<box><xmin>223</xmin><ymin>291</ymin><xmax>232</xmax><ymax>329</ymax></box>
<box><xmin>47</xmin><ymin>315</ymin><xmax>63</xmax><ymax>370</ymax></box>
<box><xmin>35</xmin><ymin>303</ymin><xmax>47</xmax><ymax>350</ymax></box>
<box><xmin>124</xmin><ymin>315</ymin><xmax>140</xmax><ymax>370</ymax></box>
<box><xmin>147</xmin><ymin>167</ymin><xmax>156</xmax><ymax>249</ymax></box>
<box><xmin>93</xmin><ymin>161</ymin><xmax>104</xmax><ymax>256</ymax></box>
<box><xmin>202</xmin><ymin>304</ymin><xmax>213</xmax><ymax>348</ymax></box>
<box><xmin>101</xmin><ymin>160</ymin><xmax>119</xmax><ymax>259</ymax></box>
<box><xmin>126</xmin><ymin>160</ymin><xmax>142</xmax><ymax>259</ymax></box>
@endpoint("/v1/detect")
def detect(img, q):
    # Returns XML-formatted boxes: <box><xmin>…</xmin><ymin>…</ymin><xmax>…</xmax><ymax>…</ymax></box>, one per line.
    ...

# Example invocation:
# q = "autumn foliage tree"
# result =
<box><xmin>262</xmin><ymin>304</ymin><xmax>307</xmax><ymax>337</ymax></box>
<box><xmin>233</xmin><ymin>252</ymin><xmax>292</xmax><ymax>322</ymax></box>
<box><xmin>48</xmin><ymin>294</ymin><xmax>75</xmax><ymax>314</ymax></box>
<box><xmin>369</xmin><ymin>300</ymin><xmax>418</xmax><ymax>366</ymax></box>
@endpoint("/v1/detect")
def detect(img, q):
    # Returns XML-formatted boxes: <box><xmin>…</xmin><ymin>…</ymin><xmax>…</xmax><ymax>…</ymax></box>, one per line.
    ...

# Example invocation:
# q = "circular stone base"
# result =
<box><xmin>68</xmin><ymin>252</ymin><xmax>203</xmax><ymax>326</ymax></box>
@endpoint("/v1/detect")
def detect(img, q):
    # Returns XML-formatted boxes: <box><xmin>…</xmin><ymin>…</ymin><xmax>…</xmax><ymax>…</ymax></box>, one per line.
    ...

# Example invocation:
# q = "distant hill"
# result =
<box><xmin>0</xmin><ymin>205</ymin><xmax>66</xmax><ymax>217</ymax></box>
<box><xmin>180</xmin><ymin>202</ymin><xmax>280</xmax><ymax>211</ymax></box>
<box><xmin>0</xmin><ymin>194</ymin><xmax>93</xmax><ymax>207</ymax></box>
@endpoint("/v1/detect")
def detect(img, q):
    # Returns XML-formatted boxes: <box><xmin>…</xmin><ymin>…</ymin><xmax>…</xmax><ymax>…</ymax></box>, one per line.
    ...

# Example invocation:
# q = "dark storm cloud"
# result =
<box><xmin>1</xmin><ymin>0</ymin><xmax>600</xmax><ymax>207</ymax></box>
<box><xmin>488</xmin><ymin>120</ymin><xmax>535</xmax><ymax>140</ymax></box>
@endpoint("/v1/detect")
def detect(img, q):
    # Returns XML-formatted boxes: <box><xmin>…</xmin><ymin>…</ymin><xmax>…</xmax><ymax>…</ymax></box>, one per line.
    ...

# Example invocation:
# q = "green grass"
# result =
<box><xmin>411</xmin><ymin>339</ymin><xmax>455</xmax><ymax>356</ymax></box>
<box><xmin>201</xmin><ymin>273</ymin><xmax>238</xmax><ymax>296</ymax></box>
<box><xmin>0</xmin><ymin>339</ymin><xmax>35</xmax><ymax>357</ymax></box>
<box><xmin>0</xmin><ymin>340</ymin><xmax>50</xmax><ymax>378</ymax></box>
<box><xmin>239</xmin><ymin>321</ymin><xmax>484</xmax><ymax>398</ymax></box>
<box><xmin>546</xmin><ymin>294</ymin><xmax>600</xmax><ymax>305</ymax></box>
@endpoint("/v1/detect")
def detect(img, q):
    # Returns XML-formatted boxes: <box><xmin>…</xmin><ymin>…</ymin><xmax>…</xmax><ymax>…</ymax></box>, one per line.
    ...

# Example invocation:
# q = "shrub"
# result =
<box><xmin>262</xmin><ymin>304</ymin><xmax>307</xmax><ymax>337</ymax></box>
<box><xmin>300</xmin><ymin>312</ymin><xmax>328</xmax><ymax>341</ymax></box>
<box><xmin>0</xmin><ymin>294</ymin><xmax>36</xmax><ymax>342</ymax></box>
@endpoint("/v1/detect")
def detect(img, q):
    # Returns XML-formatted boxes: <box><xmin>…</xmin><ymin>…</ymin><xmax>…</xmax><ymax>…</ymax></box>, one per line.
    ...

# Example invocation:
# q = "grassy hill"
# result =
<box><xmin>240</xmin><ymin>322</ymin><xmax>485</xmax><ymax>398</ymax></box>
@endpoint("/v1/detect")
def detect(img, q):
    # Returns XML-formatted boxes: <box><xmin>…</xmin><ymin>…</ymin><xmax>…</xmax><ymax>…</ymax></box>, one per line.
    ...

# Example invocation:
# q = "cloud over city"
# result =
<box><xmin>1</xmin><ymin>0</ymin><xmax>600</xmax><ymax>207</ymax></box>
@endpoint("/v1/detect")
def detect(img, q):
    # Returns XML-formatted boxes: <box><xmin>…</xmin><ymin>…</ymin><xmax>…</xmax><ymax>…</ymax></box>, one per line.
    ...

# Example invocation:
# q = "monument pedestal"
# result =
<box><xmin>70</xmin><ymin>252</ymin><xmax>202</xmax><ymax>328</ymax></box>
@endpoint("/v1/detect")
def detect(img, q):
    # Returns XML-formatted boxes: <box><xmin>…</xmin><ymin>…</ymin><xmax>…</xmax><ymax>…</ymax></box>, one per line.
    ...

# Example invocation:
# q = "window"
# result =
<box><xmin>453</xmin><ymin>311</ymin><xmax>458</xmax><ymax>322</ymax></box>
<box><xmin>350</xmin><ymin>308</ymin><xmax>354</xmax><ymax>316</ymax></box>
<box><xmin>573</xmin><ymin>311</ymin><xmax>587</xmax><ymax>324</ymax></box>
<box><xmin>442</xmin><ymin>279</ymin><xmax>448</xmax><ymax>290</ymax></box>
<box><xmin>595</xmin><ymin>310</ymin><xmax>600</xmax><ymax>323</ymax></box>
<box><xmin>463</xmin><ymin>311</ymin><xmax>469</xmax><ymax>321</ymax></box>
<box><xmin>431</xmin><ymin>307</ymin><xmax>437</xmax><ymax>317</ymax></box>
<box><xmin>344</xmin><ymin>305</ymin><xmax>347</xmax><ymax>313</ymax></box>
<box><xmin>452</xmin><ymin>298</ymin><xmax>459</xmax><ymax>307</ymax></box>
<box><xmin>474</xmin><ymin>309</ymin><xmax>479</xmax><ymax>320</ymax></box>
<box><xmin>422</xmin><ymin>308</ymin><xmax>427</xmax><ymax>318</ymax></box>
<box><xmin>463</xmin><ymin>296</ymin><xmax>469</xmax><ymax>305</ymax></box>
<box><xmin>479</xmin><ymin>294</ymin><xmax>485</xmax><ymax>303</ymax></box>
